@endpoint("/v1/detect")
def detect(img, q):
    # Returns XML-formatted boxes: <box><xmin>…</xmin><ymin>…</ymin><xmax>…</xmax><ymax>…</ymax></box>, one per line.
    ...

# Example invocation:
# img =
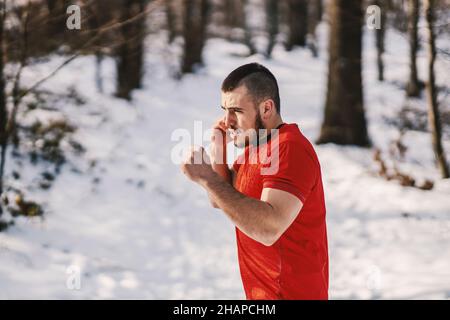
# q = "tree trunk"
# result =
<box><xmin>389</xmin><ymin>0</ymin><xmax>408</xmax><ymax>32</ymax></box>
<box><xmin>86</xmin><ymin>2</ymin><xmax>106</xmax><ymax>94</ymax></box>
<box><xmin>224</xmin><ymin>0</ymin><xmax>255</xmax><ymax>55</ymax></box>
<box><xmin>317</xmin><ymin>0</ymin><xmax>323</xmax><ymax>22</ymax></box>
<box><xmin>406</xmin><ymin>0</ymin><xmax>421</xmax><ymax>97</ymax></box>
<box><xmin>242</xmin><ymin>0</ymin><xmax>257</xmax><ymax>56</ymax></box>
<box><xmin>116</xmin><ymin>0</ymin><xmax>147</xmax><ymax>100</ymax></box>
<box><xmin>224</xmin><ymin>0</ymin><xmax>243</xmax><ymax>30</ymax></box>
<box><xmin>307</xmin><ymin>0</ymin><xmax>320</xmax><ymax>57</ymax></box>
<box><xmin>424</xmin><ymin>0</ymin><xmax>449</xmax><ymax>178</ymax></box>
<box><xmin>0</xmin><ymin>0</ymin><xmax>7</xmax><ymax>205</ymax></box>
<box><xmin>266</xmin><ymin>0</ymin><xmax>279</xmax><ymax>57</ymax></box>
<box><xmin>317</xmin><ymin>0</ymin><xmax>370</xmax><ymax>146</ymax></box>
<box><xmin>374</xmin><ymin>0</ymin><xmax>386</xmax><ymax>81</ymax></box>
<box><xmin>166</xmin><ymin>0</ymin><xmax>177</xmax><ymax>44</ymax></box>
<box><xmin>285</xmin><ymin>0</ymin><xmax>307</xmax><ymax>51</ymax></box>
<box><xmin>181</xmin><ymin>0</ymin><xmax>209</xmax><ymax>74</ymax></box>
<box><xmin>46</xmin><ymin>0</ymin><xmax>70</xmax><ymax>40</ymax></box>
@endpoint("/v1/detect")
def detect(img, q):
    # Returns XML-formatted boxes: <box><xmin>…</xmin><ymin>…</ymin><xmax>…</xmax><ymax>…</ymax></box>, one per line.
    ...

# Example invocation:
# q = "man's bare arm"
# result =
<box><xmin>208</xmin><ymin>122</ymin><xmax>233</xmax><ymax>208</ymax></box>
<box><xmin>207</xmin><ymin>166</ymin><xmax>234</xmax><ymax>208</ymax></box>
<box><xmin>200</xmin><ymin>173</ymin><xmax>302</xmax><ymax>246</ymax></box>
<box><xmin>181</xmin><ymin>147</ymin><xmax>302</xmax><ymax>246</ymax></box>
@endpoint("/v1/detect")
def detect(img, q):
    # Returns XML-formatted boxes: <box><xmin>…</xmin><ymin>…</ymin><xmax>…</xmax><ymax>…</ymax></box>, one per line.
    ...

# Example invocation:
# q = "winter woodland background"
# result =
<box><xmin>0</xmin><ymin>0</ymin><xmax>449</xmax><ymax>299</ymax></box>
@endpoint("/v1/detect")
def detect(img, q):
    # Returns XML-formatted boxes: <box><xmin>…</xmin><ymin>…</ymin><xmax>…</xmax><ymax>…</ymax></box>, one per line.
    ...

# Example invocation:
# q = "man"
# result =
<box><xmin>181</xmin><ymin>63</ymin><xmax>328</xmax><ymax>300</ymax></box>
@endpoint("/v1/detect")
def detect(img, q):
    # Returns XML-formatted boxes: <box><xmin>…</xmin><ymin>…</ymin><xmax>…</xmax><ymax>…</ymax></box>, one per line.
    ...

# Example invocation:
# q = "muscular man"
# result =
<box><xmin>181</xmin><ymin>63</ymin><xmax>329</xmax><ymax>300</ymax></box>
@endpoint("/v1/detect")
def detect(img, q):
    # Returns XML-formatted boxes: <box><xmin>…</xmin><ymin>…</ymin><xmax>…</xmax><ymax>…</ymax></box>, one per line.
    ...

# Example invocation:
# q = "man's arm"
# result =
<box><xmin>208</xmin><ymin>122</ymin><xmax>233</xmax><ymax>208</ymax></box>
<box><xmin>201</xmin><ymin>173</ymin><xmax>302</xmax><ymax>246</ymax></box>
<box><xmin>207</xmin><ymin>168</ymin><xmax>234</xmax><ymax>209</ymax></box>
<box><xmin>181</xmin><ymin>147</ymin><xmax>303</xmax><ymax>246</ymax></box>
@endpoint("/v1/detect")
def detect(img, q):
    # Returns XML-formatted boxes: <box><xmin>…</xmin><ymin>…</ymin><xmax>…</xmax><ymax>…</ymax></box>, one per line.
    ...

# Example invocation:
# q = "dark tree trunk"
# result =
<box><xmin>224</xmin><ymin>0</ymin><xmax>243</xmax><ymax>30</ymax></box>
<box><xmin>285</xmin><ymin>0</ymin><xmax>307</xmax><ymax>51</ymax></box>
<box><xmin>227</xmin><ymin>0</ymin><xmax>256</xmax><ymax>55</ymax></box>
<box><xmin>0</xmin><ymin>0</ymin><xmax>7</xmax><ymax>208</ymax></box>
<box><xmin>374</xmin><ymin>0</ymin><xmax>386</xmax><ymax>81</ymax></box>
<box><xmin>242</xmin><ymin>0</ymin><xmax>257</xmax><ymax>56</ymax></box>
<box><xmin>181</xmin><ymin>0</ymin><xmax>209</xmax><ymax>74</ymax></box>
<box><xmin>424</xmin><ymin>0</ymin><xmax>449</xmax><ymax>178</ymax></box>
<box><xmin>317</xmin><ymin>0</ymin><xmax>323</xmax><ymax>22</ymax></box>
<box><xmin>307</xmin><ymin>0</ymin><xmax>320</xmax><ymax>57</ymax></box>
<box><xmin>166</xmin><ymin>0</ymin><xmax>177</xmax><ymax>44</ymax></box>
<box><xmin>317</xmin><ymin>0</ymin><xmax>370</xmax><ymax>146</ymax></box>
<box><xmin>389</xmin><ymin>0</ymin><xmax>408</xmax><ymax>32</ymax></box>
<box><xmin>86</xmin><ymin>2</ymin><xmax>107</xmax><ymax>94</ymax></box>
<box><xmin>406</xmin><ymin>0</ymin><xmax>421</xmax><ymax>97</ymax></box>
<box><xmin>266</xmin><ymin>0</ymin><xmax>279</xmax><ymax>57</ymax></box>
<box><xmin>46</xmin><ymin>0</ymin><xmax>70</xmax><ymax>33</ymax></box>
<box><xmin>116</xmin><ymin>0</ymin><xmax>147</xmax><ymax>100</ymax></box>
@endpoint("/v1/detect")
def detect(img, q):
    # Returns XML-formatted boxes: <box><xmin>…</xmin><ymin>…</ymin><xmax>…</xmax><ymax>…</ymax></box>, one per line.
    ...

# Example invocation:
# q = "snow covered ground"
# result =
<box><xmin>0</xmin><ymin>23</ymin><xmax>449</xmax><ymax>299</ymax></box>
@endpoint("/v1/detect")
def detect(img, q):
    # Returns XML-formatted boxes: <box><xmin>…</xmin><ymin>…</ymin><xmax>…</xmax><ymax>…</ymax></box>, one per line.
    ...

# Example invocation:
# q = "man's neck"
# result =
<box><xmin>252</xmin><ymin>118</ymin><xmax>285</xmax><ymax>148</ymax></box>
<box><xmin>266</xmin><ymin>117</ymin><xmax>284</xmax><ymax>130</ymax></box>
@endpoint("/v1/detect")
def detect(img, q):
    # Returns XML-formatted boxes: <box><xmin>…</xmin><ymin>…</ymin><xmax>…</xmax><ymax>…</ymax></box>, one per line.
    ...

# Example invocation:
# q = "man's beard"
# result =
<box><xmin>233</xmin><ymin>111</ymin><xmax>266</xmax><ymax>148</ymax></box>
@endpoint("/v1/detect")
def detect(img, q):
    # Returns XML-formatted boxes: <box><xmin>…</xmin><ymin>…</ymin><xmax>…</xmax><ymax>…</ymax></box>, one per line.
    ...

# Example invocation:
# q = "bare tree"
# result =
<box><xmin>317</xmin><ymin>0</ymin><xmax>323</xmax><ymax>22</ymax></box>
<box><xmin>285</xmin><ymin>0</ymin><xmax>308</xmax><ymax>51</ymax></box>
<box><xmin>307</xmin><ymin>0</ymin><xmax>321</xmax><ymax>57</ymax></box>
<box><xmin>388</xmin><ymin>0</ymin><xmax>408</xmax><ymax>32</ymax></box>
<box><xmin>86</xmin><ymin>0</ymin><xmax>112</xmax><ymax>94</ymax></box>
<box><xmin>406</xmin><ymin>0</ymin><xmax>422</xmax><ymax>97</ymax></box>
<box><xmin>223</xmin><ymin>0</ymin><xmax>243</xmax><ymax>31</ymax></box>
<box><xmin>115</xmin><ymin>0</ymin><xmax>148</xmax><ymax>100</ymax></box>
<box><xmin>223</xmin><ymin>0</ymin><xmax>256</xmax><ymax>55</ymax></box>
<box><xmin>181</xmin><ymin>0</ymin><xmax>210</xmax><ymax>74</ymax></box>
<box><xmin>373</xmin><ymin>0</ymin><xmax>386</xmax><ymax>81</ymax></box>
<box><xmin>317</xmin><ymin>0</ymin><xmax>370</xmax><ymax>146</ymax></box>
<box><xmin>266</xmin><ymin>0</ymin><xmax>279</xmax><ymax>58</ymax></box>
<box><xmin>0</xmin><ymin>0</ymin><xmax>31</xmax><ymax>214</ymax></box>
<box><xmin>0</xmin><ymin>0</ymin><xmax>7</xmax><ymax>207</ymax></box>
<box><xmin>424</xmin><ymin>0</ymin><xmax>449</xmax><ymax>178</ymax></box>
<box><xmin>166</xmin><ymin>0</ymin><xmax>177</xmax><ymax>44</ymax></box>
<box><xmin>242</xmin><ymin>0</ymin><xmax>257</xmax><ymax>56</ymax></box>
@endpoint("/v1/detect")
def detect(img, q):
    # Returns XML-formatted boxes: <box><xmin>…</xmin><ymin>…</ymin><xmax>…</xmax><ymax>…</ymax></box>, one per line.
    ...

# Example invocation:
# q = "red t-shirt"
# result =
<box><xmin>232</xmin><ymin>123</ymin><xmax>328</xmax><ymax>300</ymax></box>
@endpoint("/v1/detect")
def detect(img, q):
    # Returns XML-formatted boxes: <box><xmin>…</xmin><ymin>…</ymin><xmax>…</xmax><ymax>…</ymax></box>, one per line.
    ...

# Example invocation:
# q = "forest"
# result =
<box><xmin>0</xmin><ymin>0</ymin><xmax>448</xmax><ymax>299</ymax></box>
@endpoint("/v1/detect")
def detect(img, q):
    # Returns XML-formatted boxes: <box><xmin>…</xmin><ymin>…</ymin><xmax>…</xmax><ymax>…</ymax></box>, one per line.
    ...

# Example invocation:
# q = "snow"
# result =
<box><xmin>0</xmin><ymin>22</ymin><xmax>449</xmax><ymax>299</ymax></box>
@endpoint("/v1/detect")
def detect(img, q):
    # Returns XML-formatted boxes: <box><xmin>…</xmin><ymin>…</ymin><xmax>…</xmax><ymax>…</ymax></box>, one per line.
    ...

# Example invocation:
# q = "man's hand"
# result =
<box><xmin>210</xmin><ymin>119</ymin><xmax>231</xmax><ymax>165</ymax></box>
<box><xmin>211</xmin><ymin>119</ymin><xmax>232</xmax><ymax>144</ymax></box>
<box><xmin>181</xmin><ymin>146</ymin><xmax>216</xmax><ymax>185</ymax></box>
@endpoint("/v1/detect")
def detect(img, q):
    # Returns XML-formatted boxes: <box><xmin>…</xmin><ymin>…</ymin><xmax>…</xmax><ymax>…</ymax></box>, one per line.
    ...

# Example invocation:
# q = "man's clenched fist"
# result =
<box><xmin>181</xmin><ymin>146</ymin><xmax>216</xmax><ymax>184</ymax></box>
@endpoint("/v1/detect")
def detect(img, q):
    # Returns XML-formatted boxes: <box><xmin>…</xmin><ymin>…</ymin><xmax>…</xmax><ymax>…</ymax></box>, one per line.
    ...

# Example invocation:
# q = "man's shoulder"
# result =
<box><xmin>278</xmin><ymin>124</ymin><xmax>319</xmax><ymax>163</ymax></box>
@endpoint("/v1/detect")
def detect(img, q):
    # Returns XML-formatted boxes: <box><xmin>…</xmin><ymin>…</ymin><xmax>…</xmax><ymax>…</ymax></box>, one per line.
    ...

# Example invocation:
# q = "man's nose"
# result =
<box><xmin>224</xmin><ymin>112</ymin><xmax>235</xmax><ymax>128</ymax></box>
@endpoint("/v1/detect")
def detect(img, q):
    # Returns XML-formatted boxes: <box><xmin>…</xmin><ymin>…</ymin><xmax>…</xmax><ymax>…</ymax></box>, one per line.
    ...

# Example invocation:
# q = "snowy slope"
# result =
<box><xmin>0</xmin><ymin>23</ymin><xmax>449</xmax><ymax>299</ymax></box>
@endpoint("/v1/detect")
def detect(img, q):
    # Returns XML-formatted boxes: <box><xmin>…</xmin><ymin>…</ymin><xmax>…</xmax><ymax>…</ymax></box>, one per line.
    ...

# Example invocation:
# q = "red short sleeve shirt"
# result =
<box><xmin>232</xmin><ymin>123</ymin><xmax>329</xmax><ymax>300</ymax></box>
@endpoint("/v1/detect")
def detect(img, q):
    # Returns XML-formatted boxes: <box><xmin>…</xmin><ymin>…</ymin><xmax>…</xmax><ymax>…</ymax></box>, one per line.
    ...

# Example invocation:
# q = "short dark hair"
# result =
<box><xmin>221</xmin><ymin>63</ymin><xmax>281</xmax><ymax>113</ymax></box>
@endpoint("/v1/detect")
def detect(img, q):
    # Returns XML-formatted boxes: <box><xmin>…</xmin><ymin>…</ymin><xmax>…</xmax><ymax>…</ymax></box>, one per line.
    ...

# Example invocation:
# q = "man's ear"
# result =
<box><xmin>260</xmin><ymin>99</ymin><xmax>276</xmax><ymax>120</ymax></box>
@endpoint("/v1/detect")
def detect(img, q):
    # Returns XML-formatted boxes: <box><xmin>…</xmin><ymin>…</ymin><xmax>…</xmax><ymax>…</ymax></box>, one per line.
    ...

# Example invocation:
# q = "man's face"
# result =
<box><xmin>220</xmin><ymin>85</ymin><xmax>265</xmax><ymax>148</ymax></box>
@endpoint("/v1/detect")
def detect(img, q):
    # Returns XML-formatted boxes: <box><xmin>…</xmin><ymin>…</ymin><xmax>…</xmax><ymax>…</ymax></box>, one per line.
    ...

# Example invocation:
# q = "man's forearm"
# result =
<box><xmin>200</xmin><ymin>173</ymin><xmax>278</xmax><ymax>246</ymax></box>
<box><xmin>211</xmin><ymin>162</ymin><xmax>231</xmax><ymax>183</ymax></box>
<box><xmin>209</xmin><ymin>139</ymin><xmax>231</xmax><ymax>207</ymax></box>
<box><xmin>211</xmin><ymin>138</ymin><xmax>231</xmax><ymax>183</ymax></box>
